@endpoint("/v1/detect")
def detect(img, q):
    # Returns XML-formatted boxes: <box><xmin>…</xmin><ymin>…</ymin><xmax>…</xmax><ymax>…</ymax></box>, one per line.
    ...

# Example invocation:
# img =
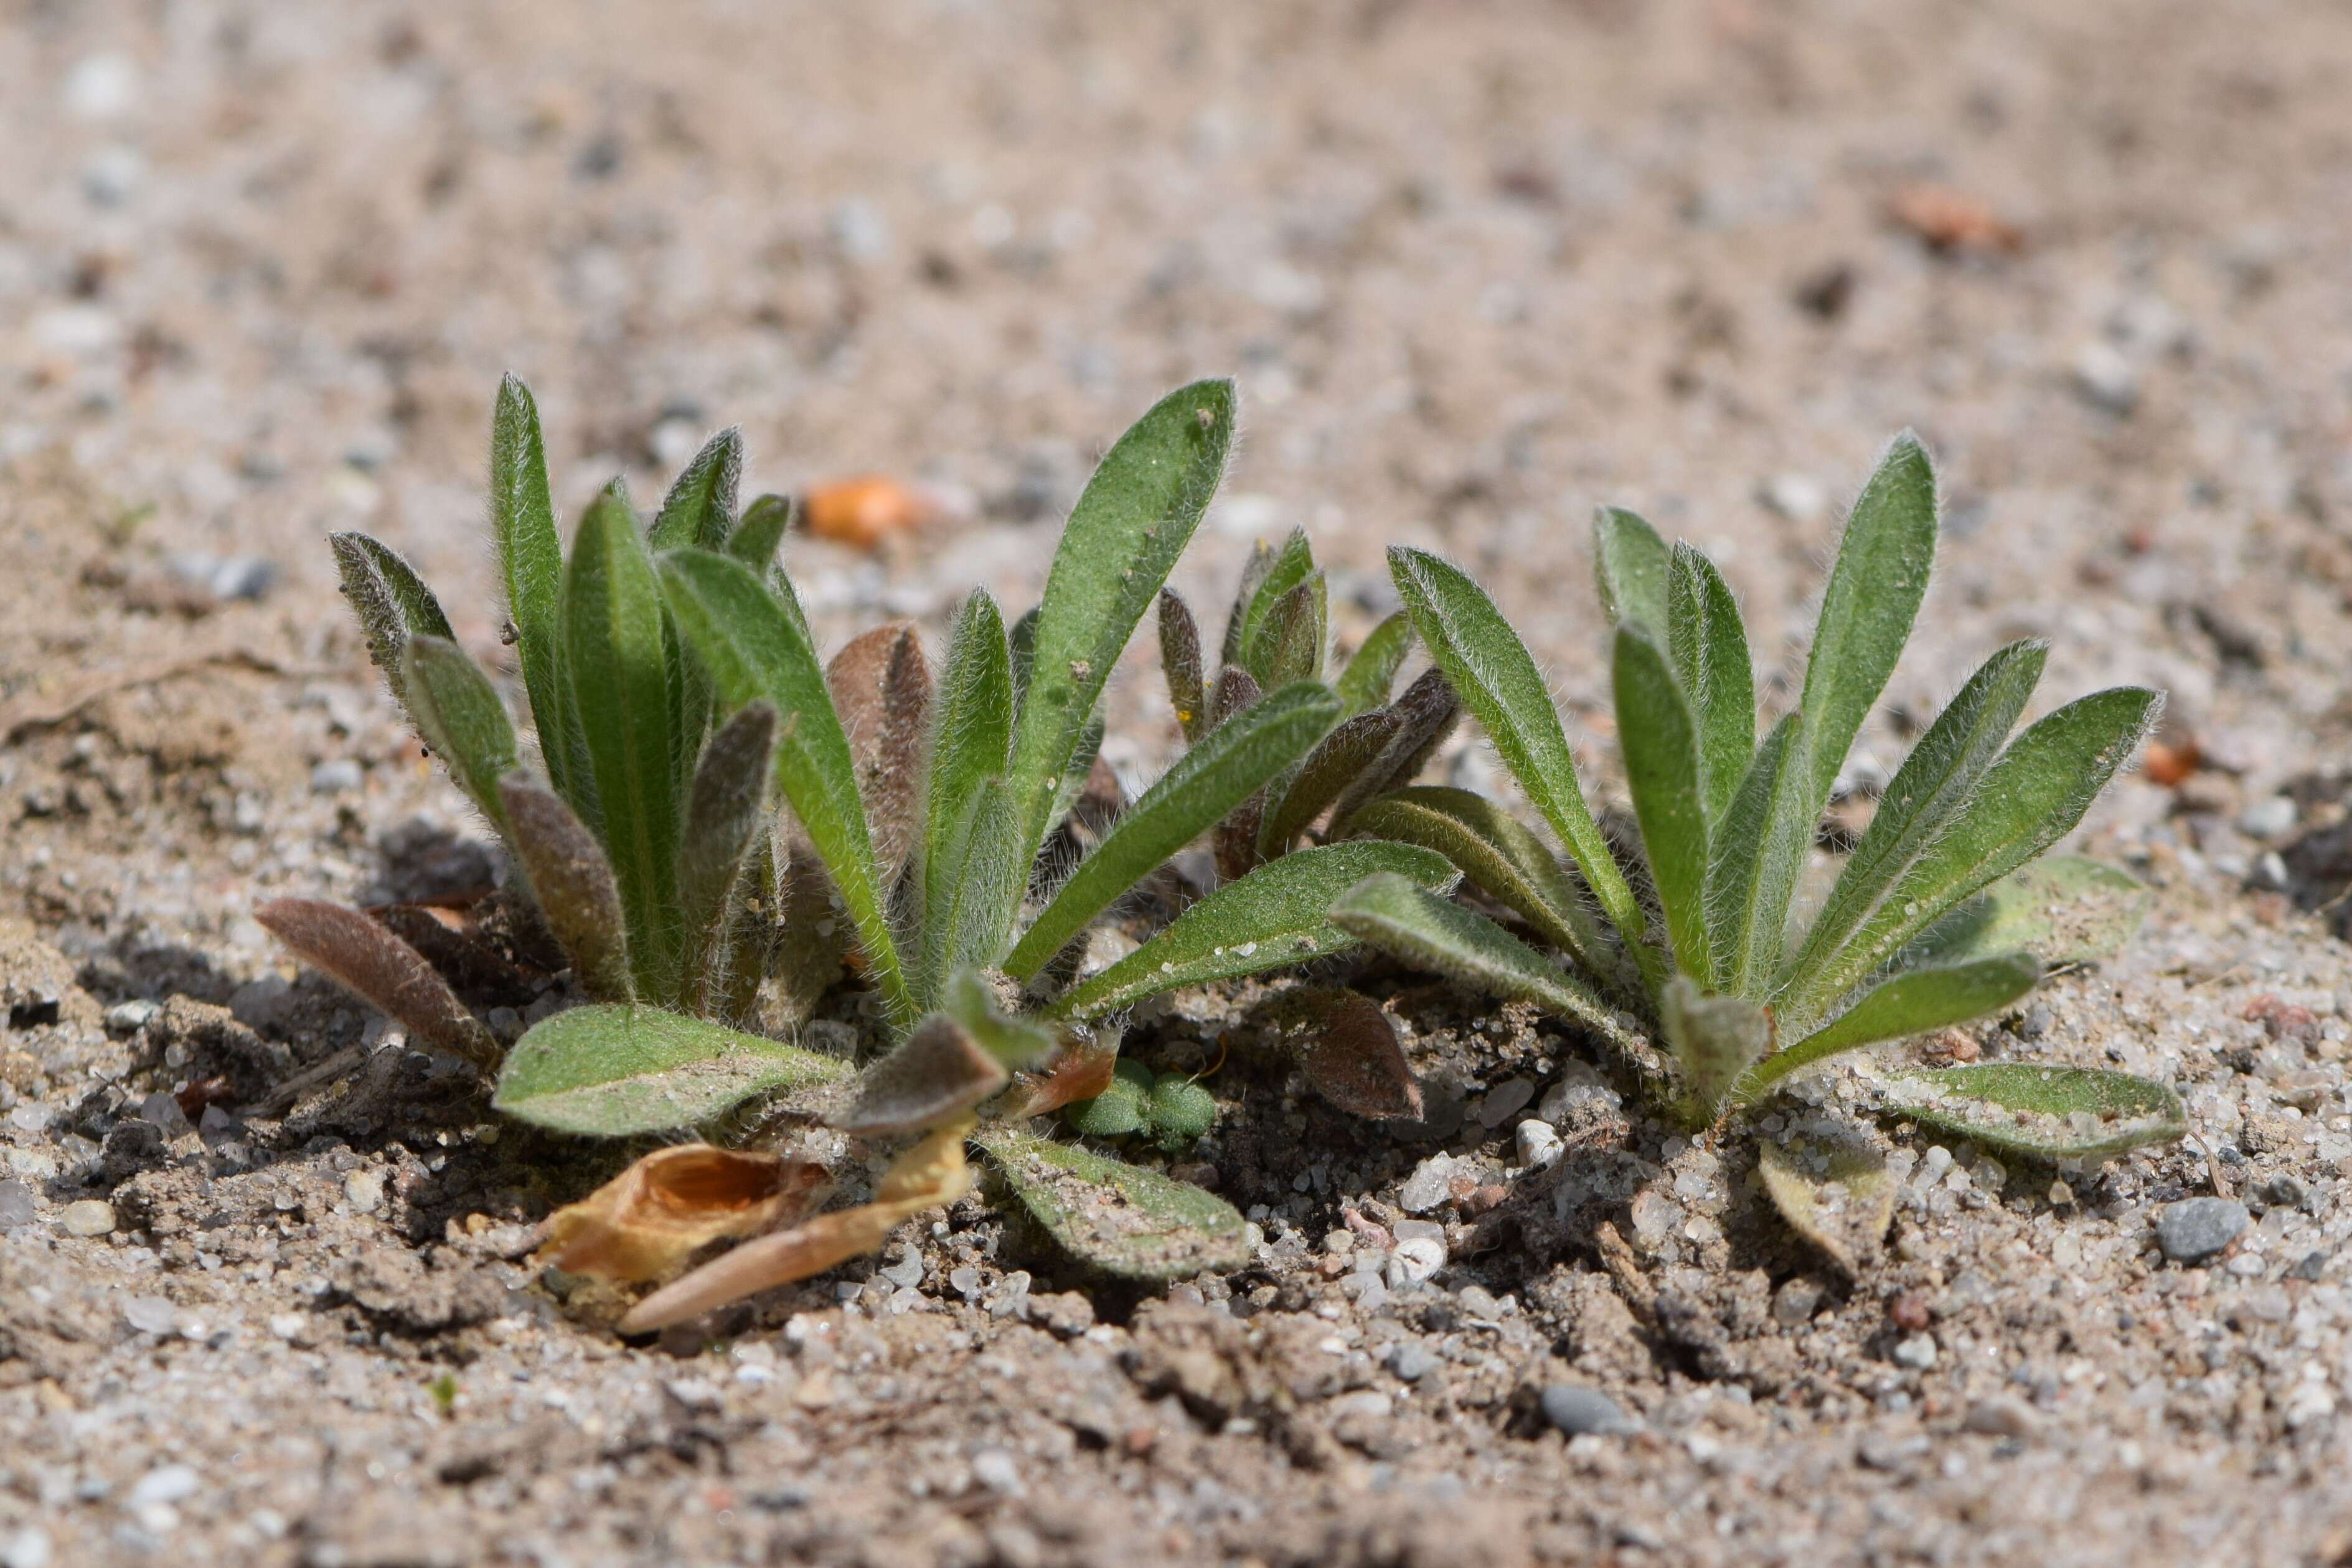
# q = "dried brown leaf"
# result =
<box><xmin>826</xmin><ymin>622</ymin><xmax>933</xmax><ymax>881</ymax></box>
<box><xmin>541</xmin><ymin>1144</ymin><xmax>830</xmax><ymax>1284</ymax></box>
<box><xmin>1261</xmin><ymin>987</ymin><xmax>1423</xmax><ymax>1120</ymax></box>
<box><xmin>833</xmin><ymin>1014</ymin><xmax>1009</xmax><ymax>1136</ymax></box>
<box><xmin>255</xmin><ymin>898</ymin><xmax>499</xmax><ymax>1071</ymax></box>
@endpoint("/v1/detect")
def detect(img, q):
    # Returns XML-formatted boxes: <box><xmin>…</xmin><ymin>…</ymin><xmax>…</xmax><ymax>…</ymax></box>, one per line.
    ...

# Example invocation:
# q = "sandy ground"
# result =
<box><xmin>5</xmin><ymin>1</ymin><xmax>2352</xmax><ymax>1563</ymax></box>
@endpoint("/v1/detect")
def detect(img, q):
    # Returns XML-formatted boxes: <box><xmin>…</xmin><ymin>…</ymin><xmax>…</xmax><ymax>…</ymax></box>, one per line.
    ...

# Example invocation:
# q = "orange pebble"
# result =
<box><xmin>2142</xmin><ymin>738</ymin><xmax>2200</xmax><ymax>787</ymax></box>
<box><xmin>803</xmin><ymin>475</ymin><xmax>931</xmax><ymax>550</ymax></box>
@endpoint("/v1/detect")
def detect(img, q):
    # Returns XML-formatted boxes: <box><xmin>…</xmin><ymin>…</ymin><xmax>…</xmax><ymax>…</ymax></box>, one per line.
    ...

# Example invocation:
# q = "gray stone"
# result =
<box><xmin>1389</xmin><ymin>1342</ymin><xmax>1440</xmax><ymax>1382</ymax></box>
<box><xmin>2238</xmin><ymin>795</ymin><xmax>2297</xmax><ymax>839</ymax></box>
<box><xmin>1515</xmin><ymin>1118</ymin><xmax>1564</xmax><ymax>1170</ymax></box>
<box><xmin>2155</xmin><ymin>1197</ymin><xmax>2249</xmax><ymax>1263</ymax></box>
<box><xmin>123</xmin><ymin>1295</ymin><xmax>179</xmax><ymax>1335</ymax></box>
<box><xmin>1476</xmin><ymin>1077</ymin><xmax>1535</xmax><ymax>1128</ymax></box>
<box><xmin>1540</xmin><ymin>1384</ymin><xmax>1638</xmax><ymax>1438</ymax></box>
<box><xmin>0</xmin><ymin>1181</ymin><xmax>37</xmax><ymax>1229</ymax></box>
<box><xmin>127</xmin><ymin>1465</ymin><xmax>199</xmax><ymax>1508</ymax></box>
<box><xmin>2072</xmin><ymin>341</ymin><xmax>2141</xmax><ymax>415</ymax></box>
<box><xmin>1962</xmin><ymin>1396</ymin><xmax>2041</xmax><ymax>1440</ymax></box>
<box><xmin>309</xmin><ymin>758</ymin><xmax>364</xmax><ymax>794</ymax></box>
<box><xmin>878</xmin><ymin>1242</ymin><xmax>925</xmax><ymax>1289</ymax></box>
<box><xmin>103</xmin><ymin>999</ymin><xmax>159</xmax><ymax>1035</ymax></box>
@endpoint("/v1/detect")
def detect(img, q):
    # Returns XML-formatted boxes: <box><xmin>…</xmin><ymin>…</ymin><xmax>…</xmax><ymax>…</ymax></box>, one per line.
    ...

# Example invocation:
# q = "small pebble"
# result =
<box><xmin>60</xmin><ymin>1199</ymin><xmax>116</xmax><ymax>1237</ymax></box>
<box><xmin>969</xmin><ymin>1448</ymin><xmax>1021</xmax><ymax>1495</ymax></box>
<box><xmin>2071</xmin><ymin>341</ymin><xmax>2141</xmax><ymax>415</ymax></box>
<box><xmin>1891</xmin><ymin>1334</ymin><xmax>1938</xmax><ymax>1369</ymax></box>
<box><xmin>343</xmin><ymin>1169</ymin><xmax>387</xmax><ymax>1214</ymax></box>
<box><xmin>0</xmin><ymin>1180</ymin><xmax>37</xmax><ymax>1229</ymax></box>
<box><xmin>878</xmin><ymin>1242</ymin><xmax>925</xmax><ymax>1289</ymax></box>
<box><xmin>2237</xmin><ymin>796</ymin><xmax>2297</xmax><ymax>840</ymax></box>
<box><xmin>123</xmin><ymin>1295</ymin><xmax>179</xmax><ymax>1335</ymax></box>
<box><xmin>1772</xmin><ymin>1276</ymin><xmax>1823</xmax><ymax>1325</ymax></box>
<box><xmin>1475</xmin><ymin>1077</ymin><xmax>1534</xmax><ymax>1129</ymax></box>
<box><xmin>310</xmin><ymin>758</ymin><xmax>364</xmax><ymax>794</ymax></box>
<box><xmin>1962</xmin><ymin>1396</ymin><xmax>2040</xmax><ymax>1441</ymax></box>
<box><xmin>1387</xmin><ymin>1236</ymin><xmax>1446</xmax><ymax>1286</ymax></box>
<box><xmin>2</xmin><ymin>1527</ymin><xmax>52</xmax><ymax>1568</ymax></box>
<box><xmin>128</xmin><ymin>1465</ymin><xmax>200</xmax><ymax>1508</ymax></box>
<box><xmin>2155</xmin><ymin>1197</ymin><xmax>2249</xmax><ymax>1264</ymax></box>
<box><xmin>104</xmin><ymin>998</ymin><xmax>160</xmax><ymax>1034</ymax></box>
<box><xmin>1389</xmin><ymin>1343</ymin><xmax>1440</xmax><ymax>1383</ymax></box>
<box><xmin>1760</xmin><ymin>472</ymin><xmax>1828</xmax><ymax>525</ymax></box>
<box><xmin>1540</xmin><ymin>1384</ymin><xmax>1638</xmax><ymax>1438</ymax></box>
<box><xmin>1397</xmin><ymin>1153</ymin><xmax>1457</xmax><ymax>1214</ymax></box>
<box><xmin>1515</xmin><ymin>1119</ymin><xmax>1564</xmax><ymax>1170</ymax></box>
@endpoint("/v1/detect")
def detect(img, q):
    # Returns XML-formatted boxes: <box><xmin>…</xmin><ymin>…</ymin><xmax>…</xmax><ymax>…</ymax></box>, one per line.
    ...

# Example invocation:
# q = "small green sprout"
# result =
<box><xmin>1064</xmin><ymin>1058</ymin><xmax>1218</xmax><ymax>1152</ymax></box>
<box><xmin>1329</xmin><ymin>434</ymin><xmax>2180</xmax><ymax>1259</ymax></box>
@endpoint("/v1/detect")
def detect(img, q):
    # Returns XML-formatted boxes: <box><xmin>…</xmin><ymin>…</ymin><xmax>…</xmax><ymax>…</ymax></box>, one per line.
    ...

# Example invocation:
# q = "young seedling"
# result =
<box><xmin>1137</xmin><ymin>535</ymin><xmax>1459</xmax><ymax>1119</ymax></box>
<box><xmin>1329</xmin><ymin>435</ymin><xmax>2180</xmax><ymax>1265</ymax></box>
<box><xmin>267</xmin><ymin>377</ymin><xmax>1457</xmax><ymax>1330</ymax></box>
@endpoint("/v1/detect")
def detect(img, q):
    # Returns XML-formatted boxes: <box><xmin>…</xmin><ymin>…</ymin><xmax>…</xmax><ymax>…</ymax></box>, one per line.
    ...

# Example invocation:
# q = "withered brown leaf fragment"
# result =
<box><xmin>618</xmin><ymin>1117</ymin><xmax>974</xmax><ymax>1333</ymax></box>
<box><xmin>540</xmin><ymin>1145</ymin><xmax>830</xmax><ymax>1284</ymax></box>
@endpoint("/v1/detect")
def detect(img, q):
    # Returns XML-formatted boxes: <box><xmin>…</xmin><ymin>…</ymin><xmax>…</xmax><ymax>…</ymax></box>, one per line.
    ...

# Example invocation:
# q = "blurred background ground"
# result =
<box><xmin>4</xmin><ymin>2</ymin><xmax>2352</xmax><ymax>1564</ymax></box>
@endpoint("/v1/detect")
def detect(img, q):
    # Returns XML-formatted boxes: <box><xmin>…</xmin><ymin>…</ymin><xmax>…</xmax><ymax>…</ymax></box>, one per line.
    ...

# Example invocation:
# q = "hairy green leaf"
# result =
<box><xmin>1329</xmin><ymin>871</ymin><xmax>1634</xmax><ymax>1049</ymax></box>
<box><xmin>1878</xmin><ymin>1063</ymin><xmax>2186</xmax><ymax>1161</ymax></box>
<box><xmin>397</xmin><ymin>635</ymin><xmax>519</xmax><ymax>831</ymax></box>
<box><xmin>1798</xmin><ymin>433</ymin><xmax>1938</xmax><ymax>815</ymax></box>
<box><xmin>972</xmin><ymin>1123</ymin><xmax>1251</xmax><ymax>1281</ymax></box>
<box><xmin>1333</xmin><ymin>610</ymin><xmax>1414</xmax><ymax>716</ymax></box>
<box><xmin>1757</xmin><ymin>1121</ymin><xmax>1894</xmax><ymax>1275</ymax></box>
<box><xmin>649</xmin><ymin>426</ymin><xmax>743</xmax><ymax>552</ymax></box>
<box><xmin>1783</xmin><ymin>686</ymin><xmax>2161</xmax><ymax>1032</ymax></box>
<box><xmin>1322</xmin><ymin>666</ymin><xmax>1460</xmax><ymax>837</ymax></box>
<box><xmin>565</xmin><ymin>489</ymin><xmax>683</xmax><ymax>995</ymax></box>
<box><xmin>1660</xmin><ymin>976</ymin><xmax>1771</xmax><ymax>1117</ymax></box>
<box><xmin>1007</xmin><ymin>681</ymin><xmax>1344</xmax><ymax>980</ymax></box>
<box><xmin>940</xmin><ymin>967</ymin><xmax>1057</xmax><ymax>1069</ymax></box>
<box><xmin>1704</xmin><ymin>713</ymin><xmax>1812</xmax><ymax>996</ymax></box>
<box><xmin>1006</xmin><ymin>380</ymin><xmax>1235</xmax><ymax>865</ymax></box>
<box><xmin>725</xmin><ymin>492</ymin><xmax>796</xmax><ymax>574</ymax></box>
<box><xmin>920</xmin><ymin>591</ymin><xmax>1016</xmax><ymax>1000</ymax></box>
<box><xmin>1157</xmin><ymin>588</ymin><xmax>1208</xmax><ymax>743</ymax></box>
<box><xmin>1146</xmin><ymin>1074</ymin><xmax>1216</xmax><ymax>1147</ymax></box>
<box><xmin>1050</xmin><ymin>841</ymin><xmax>1456</xmax><ymax>1020</ymax></box>
<box><xmin>1666</xmin><ymin>545</ymin><xmax>1754</xmax><ymax>823</ymax></box>
<box><xmin>1740</xmin><ymin>952</ymin><xmax>2040</xmax><ymax>1104</ymax></box>
<box><xmin>1065</xmin><ymin>1058</ymin><xmax>1152</xmax><ymax>1138</ymax></box>
<box><xmin>1257</xmin><ymin>709</ymin><xmax>1393</xmax><ymax>856</ymax></box>
<box><xmin>1225</xmin><ymin>528</ymin><xmax>1314</xmax><ymax>673</ymax></box>
<box><xmin>1249</xmin><ymin>575</ymin><xmax>1327</xmax><ymax>691</ymax></box>
<box><xmin>489</xmin><ymin>377</ymin><xmax>567</xmax><ymax>782</ymax></box>
<box><xmin>1614</xmin><ymin>627</ymin><xmax>1712</xmax><ymax>983</ymax></box>
<box><xmin>329</xmin><ymin>530</ymin><xmax>455</xmax><ymax>715</ymax></box>
<box><xmin>674</xmin><ymin>702</ymin><xmax>777</xmax><ymax>1015</ymax></box>
<box><xmin>499</xmin><ymin>775</ymin><xmax>634</xmax><ymax>1002</ymax></box>
<box><xmin>1787</xmin><ymin>639</ymin><xmax>2046</xmax><ymax>991</ymax></box>
<box><xmin>658</xmin><ymin>548</ymin><xmax>914</xmax><ymax>1024</ymax></box>
<box><xmin>921</xmin><ymin>777</ymin><xmax>1025</xmax><ymax>1002</ymax></box>
<box><xmin>256</xmin><ymin>898</ymin><xmax>499</xmax><ymax>1072</ymax></box>
<box><xmin>1909</xmin><ymin>856</ymin><xmax>2150</xmax><ymax>970</ymax></box>
<box><xmin>493</xmin><ymin>1005</ymin><xmax>850</xmax><ymax>1137</ymax></box>
<box><xmin>1345</xmin><ymin>786</ymin><xmax>1618</xmax><ymax>985</ymax></box>
<box><xmin>1592</xmin><ymin>506</ymin><xmax>1670</xmax><ymax>638</ymax></box>
<box><xmin>1389</xmin><ymin>546</ymin><xmax>1656</xmax><ymax>988</ymax></box>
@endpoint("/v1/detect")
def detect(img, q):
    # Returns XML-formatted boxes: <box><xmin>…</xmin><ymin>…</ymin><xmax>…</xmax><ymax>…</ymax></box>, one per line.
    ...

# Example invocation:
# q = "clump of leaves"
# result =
<box><xmin>1329</xmin><ymin>435</ymin><xmax>2179</xmax><ymax>1267</ymax></box>
<box><xmin>266</xmin><ymin>378</ymin><xmax>1456</xmax><ymax>1331</ymax></box>
<box><xmin>1119</xmin><ymin>532</ymin><xmax>1462</xmax><ymax>1121</ymax></box>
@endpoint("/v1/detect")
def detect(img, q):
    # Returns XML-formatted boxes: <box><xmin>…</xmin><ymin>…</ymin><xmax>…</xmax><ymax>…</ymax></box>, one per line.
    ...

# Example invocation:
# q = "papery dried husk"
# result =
<box><xmin>541</xmin><ymin>1144</ymin><xmax>829</xmax><ymax>1284</ymax></box>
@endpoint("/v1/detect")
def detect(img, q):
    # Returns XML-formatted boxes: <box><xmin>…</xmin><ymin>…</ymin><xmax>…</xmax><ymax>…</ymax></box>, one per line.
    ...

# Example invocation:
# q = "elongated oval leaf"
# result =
<box><xmin>1908</xmin><ymin>856</ymin><xmax>2150</xmax><ymax>970</ymax></box>
<box><xmin>940</xmin><ymin>967</ymin><xmax>1058</xmax><ymax>1069</ymax></box>
<box><xmin>649</xmin><ymin>426</ymin><xmax>743</xmax><ymax>551</ymax></box>
<box><xmin>1258</xmin><ymin>708</ymin><xmax>1398</xmax><ymax>855</ymax></box>
<box><xmin>726</xmin><ymin>492</ymin><xmax>796</xmax><ymax>573</ymax></box>
<box><xmin>1225</xmin><ymin>528</ymin><xmax>1315</xmax><ymax>672</ymax></box>
<box><xmin>973</xmin><ymin>1123</ymin><xmax>1250</xmax><ymax>1281</ymax></box>
<box><xmin>1739</xmin><ymin>951</ymin><xmax>2039</xmax><ymax>1105</ymax></box>
<box><xmin>1666</xmin><ymin>545</ymin><xmax>1755</xmax><ymax>824</ymax></box>
<box><xmin>499</xmin><ymin>774</ymin><xmax>635</xmax><ymax>1002</ymax></box>
<box><xmin>1006</xmin><ymin>380</ymin><xmax>1236</xmax><ymax>863</ymax></box>
<box><xmin>1592</xmin><ymin>506</ymin><xmax>1670</xmax><ymax>637</ymax></box>
<box><xmin>1388</xmin><ymin>546</ymin><xmax>1657</xmax><ymax>989</ymax></box>
<box><xmin>921</xmin><ymin>777</ymin><xmax>1026</xmax><ymax>1007</ymax></box>
<box><xmin>1048</xmin><ymin>841</ymin><xmax>1457</xmax><ymax>1020</ymax></box>
<box><xmin>1797</xmin><ymin>433</ymin><xmax>1938</xmax><ymax>815</ymax></box>
<box><xmin>400</xmin><ymin>635</ymin><xmax>519</xmax><ymax>831</ymax></box>
<box><xmin>493</xmin><ymin>1005</ymin><xmax>852</xmax><ymax>1137</ymax></box>
<box><xmin>1878</xmin><ymin>1063</ymin><xmax>2186</xmax><ymax>1161</ymax></box>
<box><xmin>1703</xmin><ymin>713</ymin><xmax>1812</xmax><ymax>996</ymax></box>
<box><xmin>1785</xmin><ymin>639</ymin><xmax>2046</xmax><ymax>992</ymax></box>
<box><xmin>1157</xmin><ymin>588</ymin><xmax>1208</xmax><ymax>743</ymax></box>
<box><xmin>1614</xmin><ymin>627</ymin><xmax>1711</xmax><ymax>984</ymax></box>
<box><xmin>1249</xmin><ymin>574</ymin><xmax>1327</xmax><ymax>691</ymax></box>
<box><xmin>827</xmin><ymin>622</ymin><xmax>933</xmax><ymax>881</ymax></box>
<box><xmin>1323</xmin><ymin>665</ymin><xmax>1461</xmax><ymax>836</ymax></box>
<box><xmin>1782</xmin><ymin>686</ymin><xmax>2161</xmax><ymax>1032</ymax></box>
<box><xmin>674</xmin><ymin>702</ymin><xmax>778</xmax><ymax>1015</ymax></box>
<box><xmin>1334</xmin><ymin>610</ymin><xmax>1414</xmax><ymax>716</ymax></box>
<box><xmin>256</xmin><ymin>898</ymin><xmax>498</xmax><ymax>1071</ymax></box>
<box><xmin>921</xmin><ymin>591</ymin><xmax>1016</xmax><ymax>1001</ymax></box>
<box><xmin>489</xmin><ymin>377</ymin><xmax>567</xmax><ymax>779</ymax></box>
<box><xmin>1757</xmin><ymin>1121</ymin><xmax>1894</xmax><ymax>1275</ymax></box>
<box><xmin>1262</xmin><ymin>986</ymin><xmax>1423</xmax><ymax>1121</ymax></box>
<box><xmin>1345</xmin><ymin>786</ymin><xmax>1618</xmax><ymax>985</ymax></box>
<box><xmin>329</xmin><ymin>531</ymin><xmax>455</xmax><ymax>715</ymax></box>
<box><xmin>1005</xmin><ymin>681</ymin><xmax>1344</xmax><ymax>980</ymax></box>
<box><xmin>1328</xmin><ymin>871</ymin><xmax>1640</xmax><ymax>1056</ymax></box>
<box><xmin>1660</xmin><ymin>975</ymin><xmax>1771</xmax><ymax>1118</ymax></box>
<box><xmin>658</xmin><ymin>548</ymin><xmax>914</xmax><ymax>1025</ymax></box>
<box><xmin>567</xmin><ymin>490</ymin><xmax>683</xmax><ymax>996</ymax></box>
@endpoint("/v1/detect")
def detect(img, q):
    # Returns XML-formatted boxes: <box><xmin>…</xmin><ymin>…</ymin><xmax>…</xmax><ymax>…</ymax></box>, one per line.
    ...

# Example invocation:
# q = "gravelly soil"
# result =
<box><xmin>6</xmin><ymin>2</ymin><xmax>2352</xmax><ymax>1564</ymax></box>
